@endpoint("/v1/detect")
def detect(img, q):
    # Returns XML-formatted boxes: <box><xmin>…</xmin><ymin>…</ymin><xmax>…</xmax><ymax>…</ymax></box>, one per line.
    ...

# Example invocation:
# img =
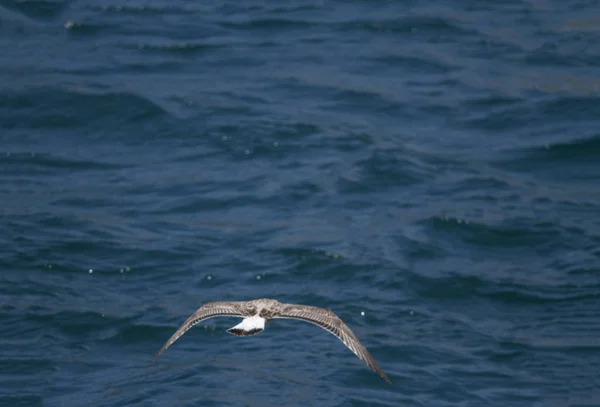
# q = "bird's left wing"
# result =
<box><xmin>150</xmin><ymin>301</ymin><xmax>245</xmax><ymax>363</ymax></box>
<box><xmin>275</xmin><ymin>304</ymin><xmax>391</xmax><ymax>383</ymax></box>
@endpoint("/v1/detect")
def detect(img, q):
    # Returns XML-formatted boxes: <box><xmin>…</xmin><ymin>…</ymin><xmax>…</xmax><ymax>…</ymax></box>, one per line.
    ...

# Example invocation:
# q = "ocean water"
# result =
<box><xmin>1</xmin><ymin>0</ymin><xmax>599</xmax><ymax>406</ymax></box>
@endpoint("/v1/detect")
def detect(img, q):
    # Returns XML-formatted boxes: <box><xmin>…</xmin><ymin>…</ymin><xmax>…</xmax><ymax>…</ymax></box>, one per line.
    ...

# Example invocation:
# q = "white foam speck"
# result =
<box><xmin>207</xmin><ymin>275</ymin><xmax>212</xmax><ymax>280</ymax></box>
<box><xmin>360</xmin><ymin>311</ymin><xmax>365</xmax><ymax>316</ymax></box>
<box><xmin>88</xmin><ymin>269</ymin><xmax>93</xmax><ymax>273</ymax></box>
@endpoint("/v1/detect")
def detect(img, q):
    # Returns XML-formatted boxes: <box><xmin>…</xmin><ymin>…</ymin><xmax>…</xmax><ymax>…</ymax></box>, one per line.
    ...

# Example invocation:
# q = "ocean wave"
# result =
<box><xmin>0</xmin><ymin>87</ymin><xmax>167</xmax><ymax>130</ymax></box>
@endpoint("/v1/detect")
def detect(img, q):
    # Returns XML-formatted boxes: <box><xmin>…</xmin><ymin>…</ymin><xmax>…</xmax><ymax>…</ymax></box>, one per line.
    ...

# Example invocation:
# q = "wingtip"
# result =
<box><xmin>148</xmin><ymin>350</ymin><xmax>163</xmax><ymax>366</ymax></box>
<box><xmin>373</xmin><ymin>365</ymin><xmax>392</xmax><ymax>384</ymax></box>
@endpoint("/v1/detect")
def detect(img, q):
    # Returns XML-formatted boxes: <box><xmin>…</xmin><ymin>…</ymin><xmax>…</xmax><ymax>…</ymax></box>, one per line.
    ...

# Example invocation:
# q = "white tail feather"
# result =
<box><xmin>227</xmin><ymin>315</ymin><xmax>265</xmax><ymax>336</ymax></box>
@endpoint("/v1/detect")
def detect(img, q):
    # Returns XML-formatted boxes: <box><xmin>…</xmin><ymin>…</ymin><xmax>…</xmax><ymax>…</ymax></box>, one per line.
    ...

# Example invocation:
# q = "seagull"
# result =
<box><xmin>150</xmin><ymin>298</ymin><xmax>391</xmax><ymax>383</ymax></box>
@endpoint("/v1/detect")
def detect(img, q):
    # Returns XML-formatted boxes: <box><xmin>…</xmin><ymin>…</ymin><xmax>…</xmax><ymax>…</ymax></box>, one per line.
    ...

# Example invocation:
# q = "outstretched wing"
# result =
<box><xmin>150</xmin><ymin>301</ymin><xmax>245</xmax><ymax>363</ymax></box>
<box><xmin>275</xmin><ymin>304</ymin><xmax>391</xmax><ymax>383</ymax></box>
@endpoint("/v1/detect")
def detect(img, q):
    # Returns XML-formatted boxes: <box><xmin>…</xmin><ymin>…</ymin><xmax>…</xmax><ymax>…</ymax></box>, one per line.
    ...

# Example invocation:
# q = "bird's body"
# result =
<box><xmin>150</xmin><ymin>298</ymin><xmax>391</xmax><ymax>383</ymax></box>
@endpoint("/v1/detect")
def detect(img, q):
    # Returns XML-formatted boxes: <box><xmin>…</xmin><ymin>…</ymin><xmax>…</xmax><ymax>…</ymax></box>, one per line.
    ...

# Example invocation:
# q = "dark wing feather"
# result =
<box><xmin>150</xmin><ymin>301</ymin><xmax>244</xmax><ymax>363</ymax></box>
<box><xmin>275</xmin><ymin>304</ymin><xmax>391</xmax><ymax>384</ymax></box>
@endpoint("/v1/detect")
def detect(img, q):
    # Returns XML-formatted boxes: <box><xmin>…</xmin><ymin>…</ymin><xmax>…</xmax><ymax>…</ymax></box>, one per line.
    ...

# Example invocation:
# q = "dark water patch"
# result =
<box><xmin>370</xmin><ymin>53</ymin><xmax>457</xmax><ymax>75</ymax></box>
<box><xmin>211</xmin><ymin>120</ymin><xmax>321</xmax><ymax>148</ymax></box>
<box><xmin>273</xmin><ymin>246</ymin><xmax>344</xmax><ymax>265</ymax></box>
<box><xmin>265</xmin><ymin>121</ymin><xmax>321</xmax><ymax>141</ymax></box>
<box><xmin>3</xmin><ymin>0</ymin><xmax>67</xmax><ymax>21</ymax></box>
<box><xmin>456</xmin><ymin>100</ymin><xmax>536</xmax><ymax>133</ymax></box>
<box><xmin>347</xmin><ymin>396</ymin><xmax>401</xmax><ymax>407</ymax></box>
<box><xmin>545</xmin><ymin>241</ymin><xmax>600</xmax><ymax>278</ymax></box>
<box><xmin>63</xmin><ymin>20</ymin><xmax>118</xmax><ymax>36</ymax></box>
<box><xmin>397</xmin><ymin>234</ymin><xmax>448</xmax><ymax>262</ymax></box>
<box><xmin>0</xmin><ymin>276</ymin><xmax>68</xmax><ymax>303</ymax></box>
<box><xmin>219</xmin><ymin>17</ymin><xmax>316</xmax><ymax>31</ymax></box>
<box><xmin>478</xmin><ymin>282</ymin><xmax>600</xmax><ymax>304</ymax></box>
<box><xmin>265</xmin><ymin>4</ymin><xmax>324</xmax><ymax>14</ymax></box>
<box><xmin>1</xmin><ymin>219</ymin><xmax>147</xmax><ymax>274</ymax></box>
<box><xmin>196</xmin><ymin>120</ymin><xmax>324</xmax><ymax>162</ymax></box>
<box><xmin>335</xmin><ymin>16</ymin><xmax>472</xmax><ymax>37</ymax></box>
<box><xmin>533</xmin><ymin>134</ymin><xmax>600</xmax><ymax>160</ymax></box>
<box><xmin>406</xmin><ymin>265</ymin><xmax>600</xmax><ymax>305</ymax></box>
<box><xmin>522</xmin><ymin>28</ymin><xmax>600</xmax><ymax>66</ymax></box>
<box><xmin>153</xmin><ymin>194</ymin><xmax>264</xmax><ymax>214</ymax></box>
<box><xmin>494</xmin><ymin>134</ymin><xmax>600</xmax><ymax>181</ymax></box>
<box><xmin>464</xmin><ymin>93</ymin><xmax>523</xmax><ymax>108</ymax></box>
<box><xmin>0</xmin><ymin>5</ymin><xmax>46</xmax><ymax>36</ymax></box>
<box><xmin>424</xmin><ymin>215</ymin><xmax>566</xmax><ymax>251</ymax></box>
<box><xmin>336</xmin><ymin>149</ymin><xmax>426</xmax><ymax>194</ymax></box>
<box><xmin>537</xmin><ymin>95</ymin><xmax>600</xmax><ymax>121</ymax></box>
<box><xmin>273</xmin><ymin>180</ymin><xmax>323</xmax><ymax>203</ymax></box>
<box><xmin>94</xmin><ymin>4</ymin><xmax>189</xmax><ymax>15</ymax></box>
<box><xmin>323</xmin><ymin>129</ymin><xmax>374</xmax><ymax>152</ymax></box>
<box><xmin>137</xmin><ymin>41</ymin><xmax>227</xmax><ymax>55</ymax></box>
<box><xmin>0</xmin><ymin>358</ymin><xmax>57</xmax><ymax>375</ymax></box>
<box><xmin>0</xmin><ymin>87</ymin><xmax>167</xmax><ymax>130</ymax></box>
<box><xmin>104</xmin><ymin>323</ymin><xmax>168</xmax><ymax>347</ymax></box>
<box><xmin>0</xmin><ymin>396</ymin><xmax>43</xmax><ymax>407</ymax></box>
<box><xmin>29</xmin><ymin>309</ymin><xmax>131</xmax><ymax>339</ymax></box>
<box><xmin>480</xmin><ymin>27</ymin><xmax>529</xmax><ymax>53</ymax></box>
<box><xmin>329</xmin><ymin>84</ymin><xmax>407</xmax><ymax>115</ymax></box>
<box><xmin>565</xmin><ymin>265</ymin><xmax>600</xmax><ymax>278</ymax></box>
<box><xmin>407</xmin><ymin>271</ymin><xmax>485</xmax><ymax>301</ymax></box>
<box><xmin>424</xmin><ymin>163</ymin><xmax>521</xmax><ymax>206</ymax></box>
<box><xmin>483</xmin><ymin>343</ymin><xmax>529</xmax><ymax>364</ymax></box>
<box><xmin>0</xmin><ymin>152</ymin><xmax>127</xmax><ymax>175</ymax></box>
<box><xmin>276</xmin><ymin>71</ymin><xmax>411</xmax><ymax>119</ymax></box>
<box><xmin>43</xmin><ymin>238</ymin><xmax>128</xmax><ymax>263</ymax></box>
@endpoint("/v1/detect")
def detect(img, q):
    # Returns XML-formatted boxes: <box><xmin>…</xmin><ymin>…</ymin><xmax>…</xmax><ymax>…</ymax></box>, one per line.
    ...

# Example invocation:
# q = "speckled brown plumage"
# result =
<box><xmin>150</xmin><ymin>298</ymin><xmax>391</xmax><ymax>383</ymax></box>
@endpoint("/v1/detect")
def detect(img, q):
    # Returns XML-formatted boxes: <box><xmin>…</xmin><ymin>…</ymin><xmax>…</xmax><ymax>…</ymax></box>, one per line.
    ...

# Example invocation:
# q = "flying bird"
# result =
<box><xmin>150</xmin><ymin>298</ymin><xmax>391</xmax><ymax>383</ymax></box>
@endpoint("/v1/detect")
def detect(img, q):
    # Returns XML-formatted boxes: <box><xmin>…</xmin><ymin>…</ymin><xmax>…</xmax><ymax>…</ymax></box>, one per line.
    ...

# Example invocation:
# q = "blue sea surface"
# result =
<box><xmin>1</xmin><ymin>0</ymin><xmax>600</xmax><ymax>406</ymax></box>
